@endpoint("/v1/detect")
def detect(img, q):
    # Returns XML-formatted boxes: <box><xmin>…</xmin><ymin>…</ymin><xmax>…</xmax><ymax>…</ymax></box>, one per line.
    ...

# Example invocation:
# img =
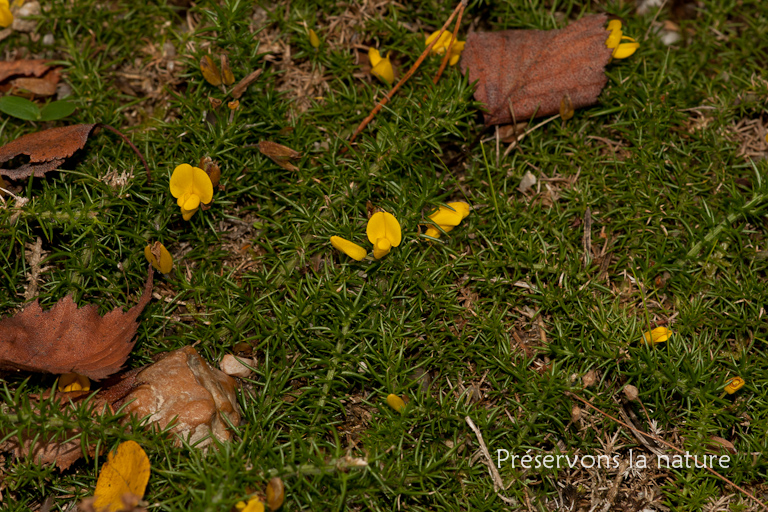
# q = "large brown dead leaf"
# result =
<box><xmin>2</xmin><ymin>430</ymin><xmax>84</xmax><ymax>471</ymax></box>
<box><xmin>0</xmin><ymin>124</ymin><xmax>96</xmax><ymax>179</ymax></box>
<box><xmin>460</xmin><ymin>15</ymin><xmax>613</xmax><ymax>125</ymax></box>
<box><xmin>0</xmin><ymin>269</ymin><xmax>153</xmax><ymax>380</ymax></box>
<box><xmin>0</xmin><ymin>59</ymin><xmax>51</xmax><ymax>82</ymax></box>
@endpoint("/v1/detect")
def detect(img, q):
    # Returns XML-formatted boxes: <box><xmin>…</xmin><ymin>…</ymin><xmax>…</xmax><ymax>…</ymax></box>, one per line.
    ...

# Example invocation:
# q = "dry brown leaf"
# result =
<box><xmin>220</xmin><ymin>55</ymin><xmax>235</xmax><ymax>86</ymax></box>
<box><xmin>1</xmin><ymin>430</ymin><xmax>84</xmax><ymax>471</ymax></box>
<box><xmin>200</xmin><ymin>55</ymin><xmax>222</xmax><ymax>86</ymax></box>
<box><xmin>257</xmin><ymin>140</ymin><xmax>300</xmax><ymax>171</ymax></box>
<box><xmin>0</xmin><ymin>124</ymin><xmax>96</xmax><ymax>179</ymax></box>
<box><xmin>0</xmin><ymin>124</ymin><xmax>151</xmax><ymax>182</ymax></box>
<box><xmin>460</xmin><ymin>15</ymin><xmax>613</xmax><ymax>125</ymax></box>
<box><xmin>10</xmin><ymin>76</ymin><xmax>57</xmax><ymax>96</ymax></box>
<box><xmin>0</xmin><ymin>269</ymin><xmax>153</xmax><ymax>380</ymax></box>
<box><xmin>231</xmin><ymin>68</ymin><xmax>263</xmax><ymax>99</ymax></box>
<box><xmin>0</xmin><ymin>59</ymin><xmax>51</xmax><ymax>82</ymax></box>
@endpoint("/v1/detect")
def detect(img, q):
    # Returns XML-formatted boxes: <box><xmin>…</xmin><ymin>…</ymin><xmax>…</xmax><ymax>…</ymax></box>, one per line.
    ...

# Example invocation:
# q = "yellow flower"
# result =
<box><xmin>605</xmin><ymin>20</ymin><xmax>639</xmax><ymax>59</ymax></box>
<box><xmin>309</xmin><ymin>28</ymin><xmax>321</xmax><ymax>48</ymax></box>
<box><xmin>424</xmin><ymin>201</ymin><xmax>470</xmax><ymax>239</ymax></box>
<box><xmin>725</xmin><ymin>376</ymin><xmax>745</xmax><ymax>394</ymax></box>
<box><xmin>236</xmin><ymin>498</ymin><xmax>265</xmax><ymax>512</ymax></box>
<box><xmin>368</xmin><ymin>47</ymin><xmax>394</xmax><ymax>84</ymax></box>
<box><xmin>58</xmin><ymin>373</ymin><xmax>90</xmax><ymax>392</ymax></box>
<box><xmin>330</xmin><ymin>235</ymin><xmax>368</xmax><ymax>261</ymax></box>
<box><xmin>0</xmin><ymin>0</ymin><xmax>12</xmax><ymax>28</ymax></box>
<box><xmin>425</xmin><ymin>30</ymin><xmax>465</xmax><ymax>66</ymax></box>
<box><xmin>93</xmin><ymin>441</ymin><xmax>150</xmax><ymax>512</ymax></box>
<box><xmin>387</xmin><ymin>393</ymin><xmax>406</xmax><ymax>413</ymax></box>
<box><xmin>169</xmin><ymin>163</ymin><xmax>214</xmax><ymax>221</ymax></box>
<box><xmin>366</xmin><ymin>211</ymin><xmax>402</xmax><ymax>259</ymax></box>
<box><xmin>144</xmin><ymin>241</ymin><xmax>173</xmax><ymax>274</ymax></box>
<box><xmin>642</xmin><ymin>326</ymin><xmax>671</xmax><ymax>344</ymax></box>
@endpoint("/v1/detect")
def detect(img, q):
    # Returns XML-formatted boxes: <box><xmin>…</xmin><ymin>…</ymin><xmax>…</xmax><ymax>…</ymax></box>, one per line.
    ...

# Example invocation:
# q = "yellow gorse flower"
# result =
<box><xmin>425</xmin><ymin>30</ymin><xmax>465</xmax><ymax>66</ymax></box>
<box><xmin>387</xmin><ymin>393</ymin><xmax>406</xmax><ymax>413</ymax></box>
<box><xmin>368</xmin><ymin>48</ymin><xmax>394</xmax><ymax>84</ymax></box>
<box><xmin>331</xmin><ymin>211</ymin><xmax>402</xmax><ymax>261</ymax></box>
<box><xmin>642</xmin><ymin>326</ymin><xmax>671</xmax><ymax>344</ymax></box>
<box><xmin>725</xmin><ymin>376</ymin><xmax>745</xmax><ymax>394</ymax></box>
<box><xmin>424</xmin><ymin>201</ymin><xmax>470</xmax><ymax>239</ymax></box>
<box><xmin>0</xmin><ymin>0</ymin><xmax>12</xmax><ymax>28</ymax></box>
<box><xmin>58</xmin><ymin>373</ymin><xmax>90</xmax><ymax>392</ymax></box>
<box><xmin>606</xmin><ymin>20</ymin><xmax>639</xmax><ymax>59</ymax></box>
<box><xmin>170</xmin><ymin>163</ymin><xmax>214</xmax><ymax>221</ymax></box>
<box><xmin>144</xmin><ymin>241</ymin><xmax>173</xmax><ymax>274</ymax></box>
<box><xmin>367</xmin><ymin>211</ymin><xmax>402</xmax><ymax>259</ymax></box>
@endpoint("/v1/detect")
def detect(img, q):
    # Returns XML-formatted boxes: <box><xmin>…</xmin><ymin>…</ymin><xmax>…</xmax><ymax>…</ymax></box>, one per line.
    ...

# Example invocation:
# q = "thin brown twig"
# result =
<box><xmin>348</xmin><ymin>0</ymin><xmax>467</xmax><ymax>145</ymax></box>
<box><xmin>432</xmin><ymin>0</ymin><xmax>467</xmax><ymax>85</ymax></box>
<box><xmin>566</xmin><ymin>392</ymin><xmax>768</xmax><ymax>511</ymax></box>
<box><xmin>99</xmin><ymin>124</ymin><xmax>152</xmax><ymax>183</ymax></box>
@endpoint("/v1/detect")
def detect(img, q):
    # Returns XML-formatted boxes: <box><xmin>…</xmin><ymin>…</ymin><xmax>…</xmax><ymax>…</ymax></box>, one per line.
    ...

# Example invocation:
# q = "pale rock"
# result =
<box><xmin>12</xmin><ymin>1</ymin><xmax>41</xmax><ymax>33</ymax></box>
<box><xmin>220</xmin><ymin>354</ymin><xmax>254</xmax><ymax>378</ymax></box>
<box><xmin>123</xmin><ymin>346</ymin><xmax>240</xmax><ymax>448</ymax></box>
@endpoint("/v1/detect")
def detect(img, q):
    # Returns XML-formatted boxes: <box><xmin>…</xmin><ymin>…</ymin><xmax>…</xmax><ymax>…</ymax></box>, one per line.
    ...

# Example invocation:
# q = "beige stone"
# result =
<box><xmin>219</xmin><ymin>354</ymin><xmax>254</xmax><ymax>378</ymax></box>
<box><xmin>124</xmin><ymin>346</ymin><xmax>240</xmax><ymax>447</ymax></box>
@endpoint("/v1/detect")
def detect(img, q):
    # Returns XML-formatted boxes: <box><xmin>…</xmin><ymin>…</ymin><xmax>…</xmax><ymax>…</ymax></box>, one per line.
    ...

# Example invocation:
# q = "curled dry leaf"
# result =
<box><xmin>257</xmin><ymin>141</ymin><xmax>301</xmax><ymax>171</ymax></box>
<box><xmin>460</xmin><ymin>14</ymin><xmax>613</xmax><ymax>125</ymax></box>
<box><xmin>0</xmin><ymin>59</ymin><xmax>51</xmax><ymax>82</ymax></box>
<box><xmin>0</xmin><ymin>123</ymin><xmax>96</xmax><ymax>179</ymax></box>
<box><xmin>200</xmin><ymin>55</ymin><xmax>222</xmax><ymax>86</ymax></box>
<box><xmin>220</xmin><ymin>55</ymin><xmax>235</xmax><ymax>86</ymax></box>
<box><xmin>0</xmin><ymin>269</ymin><xmax>153</xmax><ymax>380</ymax></box>
<box><xmin>0</xmin><ymin>123</ymin><xmax>151</xmax><ymax>182</ymax></box>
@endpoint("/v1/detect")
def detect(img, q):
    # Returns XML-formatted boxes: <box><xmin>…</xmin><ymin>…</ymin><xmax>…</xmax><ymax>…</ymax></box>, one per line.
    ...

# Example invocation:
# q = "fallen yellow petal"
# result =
<box><xmin>642</xmin><ymin>326</ymin><xmax>671</xmax><ymax>344</ymax></box>
<box><xmin>612</xmin><ymin>40</ymin><xmax>639</xmax><ymax>59</ymax></box>
<box><xmin>0</xmin><ymin>0</ymin><xmax>12</xmax><ymax>28</ymax></box>
<box><xmin>93</xmin><ymin>441</ymin><xmax>150</xmax><ymax>512</ymax></box>
<box><xmin>144</xmin><ymin>242</ymin><xmax>173</xmax><ymax>274</ymax></box>
<box><xmin>370</xmin><ymin>52</ymin><xmax>394</xmax><ymax>84</ymax></box>
<box><xmin>331</xmin><ymin>236</ymin><xmax>367</xmax><ymax>261</ymax></box>
<box><xmin>237</xmin><ymin>497</ymin><xmax>265</xmax><ymax>512</ymax></box>
<box><xmin>387</xmin><ymin>394</ymin><xmax>406</xmax><ymax>413</ymax></box>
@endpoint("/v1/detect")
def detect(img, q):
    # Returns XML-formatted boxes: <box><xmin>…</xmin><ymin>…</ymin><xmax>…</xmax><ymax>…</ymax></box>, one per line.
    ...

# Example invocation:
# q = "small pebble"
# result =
<box><xmin>220</xmin><ymin>354</ymin><xmax>254</xmax><ymax>378</ymax></box>
<box><xmin>42</xmin><ymin>33</ymin><xmax>54</xmax><ymax>46</ymax></box>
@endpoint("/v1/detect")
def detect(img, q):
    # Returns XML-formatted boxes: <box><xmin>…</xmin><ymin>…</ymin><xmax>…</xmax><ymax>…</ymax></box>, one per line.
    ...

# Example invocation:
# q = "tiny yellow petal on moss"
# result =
<box><xmin>725</xmin><ymin>376</ymin><xmax>745</xmax><ymax>394</ymax></box>
<box><xmin>58</xmin><ymin>373</ymin><xmax>90</xmax><ymax>392</ymax></box>
<box><xmin>368</xmin><ymin>47</ymin><xmax>382</xmax><ymax>67</ymax></box>
<box><xmin>331</xmin><ymin>236</ymin><xmax>367</xmax><ymax>261</ymax></box>
<box><xmin>642</xmin><ymin>326</ymin><xmax>671</xmax><ymax>344</ymax></box>
<box><xmin>239</xmin><ymin>498</ymin><xmax>265</xmax><ymax>512</ymax></box>
<box><xmin>387</xmin><ymin>394</ymin><xmax>406</xmax><ymax>413</ymax></box>
<box><xmin>309</xmin><ymin>29</ymin><xmax>321</xmax><ymax>48</ymax></box>
<box><xmin>93</xmin><ymin>441</ymin><xmax>150</xmax><ymax>512</ymax></box>
<box><xmin>200</xmin><ymin>55</ymin><xmax>222</xmax><ymax>86</ymax></box>
<box><xmin>612</xmin><ymin>41</ymin><xmax>639</xmax><ymax>59</ymax></box>
<box><xmin>368</xmin><ymin>49</ymin><xmax>394</xmax><ymax>84</ymax></box>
